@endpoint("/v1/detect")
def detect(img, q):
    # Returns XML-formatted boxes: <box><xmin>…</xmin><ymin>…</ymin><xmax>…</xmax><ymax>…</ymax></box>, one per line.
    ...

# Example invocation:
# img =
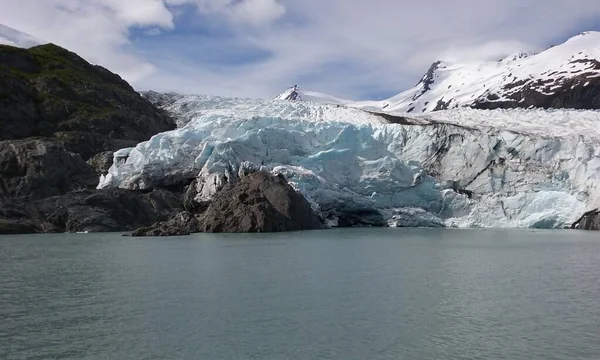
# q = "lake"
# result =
<box><xmin>1</xmin><ymin>228</ymin><xmax>599</xmax><ymax>359</ymax></box>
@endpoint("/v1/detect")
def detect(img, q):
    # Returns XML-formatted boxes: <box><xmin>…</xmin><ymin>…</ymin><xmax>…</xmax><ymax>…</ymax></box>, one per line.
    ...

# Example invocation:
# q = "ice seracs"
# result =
<box><xmin>99</xmin><ymin>94</ymin><xmax>600</xmax><ymax>229</ymax></box>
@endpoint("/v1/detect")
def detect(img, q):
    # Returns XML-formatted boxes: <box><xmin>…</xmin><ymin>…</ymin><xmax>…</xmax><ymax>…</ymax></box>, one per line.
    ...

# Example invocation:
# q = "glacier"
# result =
<box><xmin>98</xmin><ymin>94</ymin><xmax>600</xmax><ymax>229</ymax></box>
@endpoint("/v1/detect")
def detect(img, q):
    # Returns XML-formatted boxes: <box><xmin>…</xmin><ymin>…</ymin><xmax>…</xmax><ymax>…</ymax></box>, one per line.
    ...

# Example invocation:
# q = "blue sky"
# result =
<box><xmin>2</xmin><ymin>0</ymin><xmax>600</xmax><ymax>100</ymax></box>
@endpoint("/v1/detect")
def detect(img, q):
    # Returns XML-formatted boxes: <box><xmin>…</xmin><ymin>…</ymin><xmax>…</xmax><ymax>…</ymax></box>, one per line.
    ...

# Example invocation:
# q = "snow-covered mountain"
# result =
<box><xmin>101</xmin><ymin>93</ymin><xmax>600</xmax><ymax>229</ymax></box>
<box><xmin>277</xmin><ymin>32</ymin><xmax>600</xmax><ymax>113</ymax></box>
<box><xmin>0</xmin><ymin>24</ymin><xmax>45</xmax><ymax>48</ymax></box>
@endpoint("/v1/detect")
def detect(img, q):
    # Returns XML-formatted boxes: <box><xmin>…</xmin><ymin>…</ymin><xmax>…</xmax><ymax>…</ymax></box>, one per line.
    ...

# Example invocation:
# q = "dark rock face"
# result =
<box><xmin>0</xmin><ymin>43</ymin><xmax>175</xmax><ymax>159</ymax></box>
<box><xmin>472</xmin><ymin>75</ymin><xmax>600</xmax><ymax>110</ymax></box>
<box><xmin>572</xmin><ymin>210</ymin><xmax>600</xmax><ymax>230</ymax></box>
<box><xmin>409</xmin><ymin>61</ymin><xmax>443</xmax><ymax>107</ymax></box>
<box><xmin>182</xmin><ymin>179</ymin><xmax>208</xmax><ymax>213</ymax></box>
<box><xmin>200</xmin><ymin>172</ymin><xmax>323</xmax><ymax>233</ymax></box>
<box><xmin>0</xmin><ymin>189</ymin><xmax>183</xmax><ymax>234</ymax></box>
<box><xmin>0</xmin><ymin>138</ymin><xmax>96</xmax><ymax>199</ymax></box>
<box><xmin>131</xmin><ymin>212</ymin><xmax>200</xmax><ymax>237</ymax></box>
<box><xmin>0</xmin><ymin>219</ymin><xmax>38</xmax><ymax>234</ymax></box>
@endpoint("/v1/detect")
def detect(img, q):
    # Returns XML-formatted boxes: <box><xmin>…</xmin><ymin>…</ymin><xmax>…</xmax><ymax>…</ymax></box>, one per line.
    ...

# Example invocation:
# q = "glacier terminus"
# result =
<box><xmin>96</xmin><ymin>31</ymin><xmax>600</xmax><ymax>230</ymax></box>
<box><xmin>98</xmin><ymin>93</ymin><xmax>600</xmax><ymax>229</ymax></box>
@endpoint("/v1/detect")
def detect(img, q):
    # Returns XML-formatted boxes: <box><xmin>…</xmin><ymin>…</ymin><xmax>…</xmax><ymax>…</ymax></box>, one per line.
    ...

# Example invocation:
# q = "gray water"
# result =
<box><xmin>1</xmin><ymin>228</ymin><xmax>599</xmax><ymax>360</ymax></box>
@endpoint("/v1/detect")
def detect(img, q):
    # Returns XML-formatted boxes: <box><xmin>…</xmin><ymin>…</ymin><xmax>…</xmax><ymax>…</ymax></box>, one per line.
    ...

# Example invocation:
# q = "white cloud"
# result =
<box><xmin>1</xmin><ymin>0</ymin><xmax>600</xmax><ymax>99</ymax></box>
<box><xmin>438</xmin><ymin>40</ymin><xmax>540</xmax><ymax>63</ymax></box>
<box><xmin>0</xmin><ymin>0</ymin><xmax>172</xmax><ymax>82</ymax></box>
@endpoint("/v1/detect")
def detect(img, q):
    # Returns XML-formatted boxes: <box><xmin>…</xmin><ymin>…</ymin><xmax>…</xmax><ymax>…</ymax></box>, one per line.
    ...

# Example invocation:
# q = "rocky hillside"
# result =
<box><xmin>0</xmin><ymin>43</ymin><xmax>177</xmax><ymax>199</ymax></box>
<box><xmin>0</xmin><ymin>43</ymin><xmax>182</xmax><ymax>234</ymax></box>
<box><xmin>0</xmin><ymin>43</ymin><xmax>175</xmax><ymax>159</ymax></box>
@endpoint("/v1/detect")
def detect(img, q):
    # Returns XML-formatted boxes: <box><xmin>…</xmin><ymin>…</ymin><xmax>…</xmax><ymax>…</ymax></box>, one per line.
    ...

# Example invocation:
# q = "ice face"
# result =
<box><xmin>98</xmin><ymin>95</ymin><xmax>600</xmax><ymax>229</ymax></box>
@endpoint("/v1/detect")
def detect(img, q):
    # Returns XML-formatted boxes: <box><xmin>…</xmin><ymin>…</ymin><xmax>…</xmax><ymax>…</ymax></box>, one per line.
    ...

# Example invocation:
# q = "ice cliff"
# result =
<box><xmin>99</xmin><ymin>94</ymin><xmax>600</xmax><ymax>229</ymax></box>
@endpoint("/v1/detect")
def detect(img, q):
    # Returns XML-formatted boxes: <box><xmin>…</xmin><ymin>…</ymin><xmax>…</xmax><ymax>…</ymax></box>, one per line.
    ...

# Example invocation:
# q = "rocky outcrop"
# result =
<box><xmin>0</xmin><ymin>188</ymin><xmax>183</xmax><ymax>234</ymax></box>
<box><xmin>126</xmin><ymin>171</ymin><xmax>324</xmax><ymax>236</ymax></box>
<box><xmin>0</xmin><ymin>138</ymin><xmax>96</xmax><ymax>199</ymax></box>
<box><xmin>130</xmin><ymin>211</ymin><xmax>200</xmax><ymax>237</ymax></box>
<box><xmin>199</xmin><ymin>172</ymin><xmax>323</xmax><ymax>233</ymax></box>
<box><xmin>572</xmin><ymin>210</ymin><xmax>600</xmax><ymax>230</ymax></box>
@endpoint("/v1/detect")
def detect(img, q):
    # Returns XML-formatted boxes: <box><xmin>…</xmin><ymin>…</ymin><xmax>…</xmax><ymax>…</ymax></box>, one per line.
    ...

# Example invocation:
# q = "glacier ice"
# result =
<box><xmin>98</xmin><ymin>94</ymin><xmax>600</xmax><ymax>229</ymax></box>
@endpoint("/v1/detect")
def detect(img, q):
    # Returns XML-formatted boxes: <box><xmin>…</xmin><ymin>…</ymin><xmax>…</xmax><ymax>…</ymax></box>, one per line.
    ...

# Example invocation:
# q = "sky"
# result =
<box><xmin>1</xmin><ymin>0</ymin><xmax>600</xmax><ymax>100</ymax></box>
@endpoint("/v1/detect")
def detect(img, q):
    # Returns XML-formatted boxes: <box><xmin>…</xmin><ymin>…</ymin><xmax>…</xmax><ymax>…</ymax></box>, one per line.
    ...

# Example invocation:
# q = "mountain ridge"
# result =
<box><xmin>277</xmin><ymin>31</ymin><xmax>600</xmax><ymax>113</ymax></box>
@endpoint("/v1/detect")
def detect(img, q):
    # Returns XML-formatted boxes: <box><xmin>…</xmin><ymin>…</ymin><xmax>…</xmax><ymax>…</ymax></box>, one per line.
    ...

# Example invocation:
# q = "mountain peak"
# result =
<box><xmin>275</xmin><ymin>85</ymin><xmax>302</xmax><ymax>101</ymax></box>
<box><xmin>499</xmin><ymin>52</ymin><xmax>533</xmax><ymax>63</ymax></box>
<box><xmin>576</xmin><ymin>31</ymin><xmax>600</xmax><ymax>37</ymax></box>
